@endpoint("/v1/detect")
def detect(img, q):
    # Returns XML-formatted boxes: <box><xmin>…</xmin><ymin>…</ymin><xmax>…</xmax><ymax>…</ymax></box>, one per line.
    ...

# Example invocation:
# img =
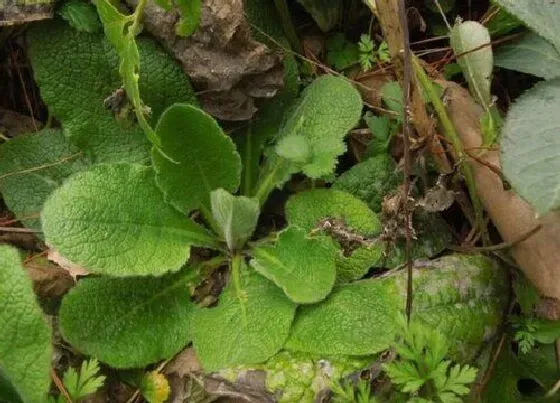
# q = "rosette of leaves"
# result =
<box><xmin>37</xmin><ymin>74</ymin><xmax>366</xmax><ymax>371</ymax></box>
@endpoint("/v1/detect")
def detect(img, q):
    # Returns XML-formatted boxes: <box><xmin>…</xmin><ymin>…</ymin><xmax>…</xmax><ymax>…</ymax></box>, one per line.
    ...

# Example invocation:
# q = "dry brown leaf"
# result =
<box><xmin>442</xmin><ymin>81</ymin><xmax>560</xmax><ymax>318</ymax></box>
<box><xmin>47</xmin><ymin>249</ymin><xmax>90</xmax><ymax>281</ymax></box>
<box><xmin>24</xmin><ymin>254</ymin><xmax>74</xmax><ymax>298</ymax></box>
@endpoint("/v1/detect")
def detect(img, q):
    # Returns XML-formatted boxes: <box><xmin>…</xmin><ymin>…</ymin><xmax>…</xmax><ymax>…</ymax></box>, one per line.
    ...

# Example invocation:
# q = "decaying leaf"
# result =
<box><xmin>24</xmin><ymin>254</ymin><xmax>74</xmax><ymax>298</ymax></box>
<box><xmin>126</xmin><ymin>0</ymin><xmax>285</xmax><ymax>120</ymax></box>
<box><xmin>441</xmin><ymin>80</ymin><xmax>560</xmax><ymax>318</ymax></box>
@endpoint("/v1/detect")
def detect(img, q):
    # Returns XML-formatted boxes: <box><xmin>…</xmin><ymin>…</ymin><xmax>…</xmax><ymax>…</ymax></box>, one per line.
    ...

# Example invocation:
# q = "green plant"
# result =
<box><xmin>49</xmin><ymin>359</ymin><xmax>106</xmax><ymax>403</ymax></box>
<box><xmin>331</xmin><ymin>378</ymin><xmax>377</xmax><ymax>403</ymax></box>
<box><xmin>0</xmin><ymin>6</ymin><xmax>510</xmax><ymax>403</ymax></box>
<box><xmin>384</xmin><ymin>317</ymin><xmax>478</xmax><ymax>403</ymax></box>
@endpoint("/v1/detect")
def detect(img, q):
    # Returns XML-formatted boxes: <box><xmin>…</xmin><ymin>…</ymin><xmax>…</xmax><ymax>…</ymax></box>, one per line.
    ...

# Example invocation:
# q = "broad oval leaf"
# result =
<box><xmin>285</xmin><ymin>188</ymin><xmax>381</xmax><ymax>235</ymax></box>
<box><xmin>495</xmin><ymin>32</ymin><xmax>560</xmax><ymax>80</ymax></box>
<box><xmin>495</xmin><ymin>0</ymin><xmax>560</xmax><ymax>51</ymax></box>
<box><xmin>450</xmin><ymin>21</ymin><xmax>493</xmax><ymax>107</ymax></box>
<box><xmin>27</xmin><ymin>21</ymin><xmax>197</xmax><ymax>163</ymax></box>
<box><xmin>275</xmin><ymin>75</ymin><xmax>362</xmax><ymax>178</ymax></box>
<box><xmin>285</xmin><ymin>278</ymin><xmax>401</xmax><ymax>355</ymax></box>
<box><xmin>333</xmin><ymin>154</ymin><xmax>401</xmax><ymax>213</ymax></box>
<box><xmin>59</xmin><ymin>271</ymin><xmax>196</xmax><ymax>368</ymax></box>
<box><xmin>0</xmin><ymin>245</ymin><xmax>52</xmax><ymax>402</ymax></box>
<box><xmin>250</xmin><ymin>227</ymin><xmax>338</xmax><ymax>304</ymax></box>
<box><xmin>0</xmin><ymin>129</ymin><xmax>88</xmax><ymax>230</ymax></box>
<box><xmin>210</xmin><ymin>189</ymin><xmax>259</xmax><ymax>251</ymax></box>
<box><xmin>501</xmin><ymin>80</ymin><xmax>560</xmax><ymax>214</ymax></box>
<box><xmin>286</xmin><ymin>255</ymin><xmax>507</xmax><ymax>360</ymax></box>
<box><xmin>152</xmin><ymin>104</ymin><xmax>242</xmax><ymax>214</ymax></box>
<box><xmin>191</xmin><ymin>270</ymin><xmax>296</xmax><ymax>371</ymax></box>
<box><xmin>42</xmin><ymin>164</ymin><xmax>219</xmax><ymax>276</ymax></box>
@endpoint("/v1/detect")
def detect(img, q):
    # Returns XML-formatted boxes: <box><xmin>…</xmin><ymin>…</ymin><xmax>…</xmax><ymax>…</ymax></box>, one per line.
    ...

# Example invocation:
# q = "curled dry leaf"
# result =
<box><xmin>23</xmin><ymin>255</ymin><xmax>74</xmax><ymax>298</ymax></box>
<box><xmin>441</xmin><ymin>81</ymin><xmax>560</xmax><ymax>319</ymax></box>
<box><xmin>126</xmin><ymin>0</ymin><xmax>285</xmax><ymax>121</ymax></box>
<box><xmin>47</xmin><ymin>249</ymin><xmax>90</xmax><ymax>281</ymax></box>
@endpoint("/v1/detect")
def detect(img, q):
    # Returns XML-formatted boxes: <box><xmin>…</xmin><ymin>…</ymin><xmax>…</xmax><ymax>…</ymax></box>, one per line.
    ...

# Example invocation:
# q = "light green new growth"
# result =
<box><xmin>42</xmin><ymin>164</ymin><xmax>220</xmax><ymax>277</ymax></box>
<box><xmin>192</xmin><ymin>270</ymin><xmax>296</xmax><ymax>371</ymax></box>
<box><xmin>211</xmin><ymin>189</ymin><xmax>259</xmax><ymax>251</ymax></box>
<box><xmin>0</xmin><ymin>129</ymin><xmax>87</xmax><ymax>230</ymax></box>
<box><xmin>94</xmin><ymin>0</ymin><xmax>159</xmax><ymax>147</ymax></box>
<box><xmin>152</xmin><ymin>104</ymin><xmax>242</xmax><ymax>214</ymax></box>
<box><xmin>254</xmin><ymin>75</ymin><xmax>362</xmax><ymax>202</ymax></box>
<box><xmin>251</xmin><ymin>227</ymin><xmax>338</xmax><ymax>304</ymax></box>
<box><xmin>62</xmin><ymin>359</ymin><xmax>106</xmax><ymax>401</ymax></box>
<box><xmin>0</xmin><ymin>245</ymin><xmax>52</xmax><ymax>403</ymax></box>
<box><xmin>59</xmin><ymin>271</ymin><xmax>196</xmax><ymax>368</ymax></box>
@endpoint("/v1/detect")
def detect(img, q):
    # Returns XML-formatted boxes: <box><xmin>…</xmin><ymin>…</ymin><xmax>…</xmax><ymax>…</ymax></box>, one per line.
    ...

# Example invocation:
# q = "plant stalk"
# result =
<box><xmin>412</xmin><ymin>56</ymin><xmax>484</xmax><ymax>236</ymax></box>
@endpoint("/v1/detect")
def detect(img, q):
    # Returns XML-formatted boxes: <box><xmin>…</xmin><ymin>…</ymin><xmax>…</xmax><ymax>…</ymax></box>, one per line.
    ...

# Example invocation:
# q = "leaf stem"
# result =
<box><xmin>273</xmin><ymin>0</ymin><xmax>303</xmax><ymax>54</ymax></box>
<box><xmin>412</xmin><ymin>56</ymin><xmax>485</xmax><ymax>236</ymax></box>
<box><xmin>131</xmin><ymin>0</ymin><xmax>148</xmax><ymax>35</ymax></box>
<box><xmin>253</xmin><ymin>157</ymin><xmax>288</xmax><ymax>205</ymax></box>
<box><xmin>230</xmin><ymin>253</ymin><xmax>248</xmax><ymax>326</ymax></box>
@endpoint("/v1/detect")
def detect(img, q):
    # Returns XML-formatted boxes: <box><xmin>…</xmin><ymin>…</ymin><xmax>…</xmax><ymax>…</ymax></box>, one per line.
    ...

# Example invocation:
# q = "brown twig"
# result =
<box><xmin>0</xmin><ymin>226</ymin><xmax>41</xmax><ymax>233</ymax></box>
<box><xmin>398</xmin><ymin>0</ymin><xmax>414</xmax><ymax>321</ymax></box>
<box><xmin>452</xmin><ymin>224</ymin><xmax>543</xmax><ymax>253</ymax></box>
<box><xmin>51</xmin><ymin>368</ymin><xmax>72</xmax><ymax>403</ymax></box>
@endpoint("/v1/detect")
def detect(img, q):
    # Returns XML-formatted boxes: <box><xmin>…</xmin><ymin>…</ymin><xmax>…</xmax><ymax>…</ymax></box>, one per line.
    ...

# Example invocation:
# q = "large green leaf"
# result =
<box><xmin>285</xmin><ymin>188</ymin><xmax>381</xmax><ymax>235</ymax></box>
<box><xmin>285</xmin><ymin>277</ymin><xmax>401</xmax><ymax>355</ymax></box>
<box><xmin>0</xmin><ymin>245</ymin><xmax>52</xmax><ymax>403</ymax></box>
<box><xmin>42</xmin><ymin>164</ymin><xmax>219</xmax><ymax>277</ymax></box>
<box><xmin>494</xmin><ymin>0</ymin><xmax>560</xmax><ymax>51</ymax></box>
<box><xmin>285</xmin><ymin>188</ymin><xmax>383</xmax><ymax>284</ymax></box>
<box><xmin>275</xmin><ymin>75</ymin><xmax>362</xmax><ymax>178</ymax></box>
<box><xmin>152</xmin><ymin>104</ymin><xmax>242</xmax><ymax>214</ymax></box>
<box><xmin>450</xmin><ymin>20</ymin><xmax>493</xmax><ymax>108</ymax></box>
<box><xmin>333</xmin><ymin>154</ymin><xmax>401</xmax><ymax>213</ymax></box>
<box><xmin>210</xmin><ymin>189</ymin><xmax>259</xmax><ymax>251</ymax></box>
<box><xmin>501</xmin><ymin>79</ymin><xmax>560</xmax><ymax>214</ymax></box>
<box><xmin>250</xmin><ymin>227</ymin><xmax>337</xmax><ymax>304</ymax></box>
<box><xmin>191</xmin><ymin>270</ymin><xmax>296</xmax><ymax>371</ymax></box>
<box><xmin>495</xmin><ymin>32</ymin><xmax>560</xmax><ymax>80</ymax></box>
<box><xmin>286</xmin><ymin>255</ymin><xmax>507</xmax><ymax>361</ymax></box>
<box><xmin>0</xmin><ymin>129</ymin><xmax>88</xmax><ymax>230</ymax></box>
<box><xmin>27</xmin><ymin>20</ymin><xmax>196</xmax><ymax>163</ymax></box>
<box><xmin>59</xmin><ymin>271</ymin><xmax>196</xmax><ymax>368</ymax></box>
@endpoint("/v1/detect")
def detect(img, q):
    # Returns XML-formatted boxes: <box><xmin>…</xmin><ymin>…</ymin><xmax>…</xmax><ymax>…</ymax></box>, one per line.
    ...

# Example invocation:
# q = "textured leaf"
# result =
<box><xmin>42</xmin><ymin>164</ymin><xmax>219</xmax><ymax>277</ymax></box>
<box><xmin>495</xmin><ymin>32</ymin><xmax>560</xmax><ymax>80</ymax></box>
<box><xmin>192</xmin><ymin>270</ymin><xmax>296</xmax><ymax>371</ymax></box>
<box><xmin>494</xmin><ymin>0</ymin><xmax>560</xmax><ymax>51</ymax></box>
<box><xmin>326</xmin><ymin>33</ymin><xmax>359</xmax><ymax>70</ymax></box>
<box><xmin>450</xmin><ymin>21</ymin><xmax>493</xmax><ymax>107</ymax></box>
<box><xmin>0</xmin><ymin>245</ymin><xmax>52</xmax><ymax>403</ymax></box>
<box><xmin>285</xmin><ymin>188</ymin><xmax>381</xmax><ymax>235</ymax></box>
<box><xmin>211</xmin><ymin>189</ymin><xmax>259</xmax><ymax>250</ymax></box>
<box><xmin>251</xmin><ymin>227</ymin><xmax>338</xmax><ymax>304</ymax></box>
<box><xmin>485</xmin><ymin>5</ymin><xmax>523</xmax><ymax>37</ymax></box>
<box><xmin>0</xmin><ymin>129</ymin><xmax>88</xmax><ymax>230</ymax></box>
<box><xmin>58</xmin><ymin>0</ymin><xmax>101</xmax><ymax>33</ymax></box>
<box><xmin>273</xmin><ymin>75</ymin><xmax>362</xmax><ymax>178</ymax></box>
<box><xmin>501</xmin><ymin>79</ymin><xmax>560</xmax><ymax>214</ymax></box>
<box><xmin>27</xmin><ymin>20</ymin><xmax>196</xmax><ymax>163</ymax></box>
<box><xmin>333</xmin><ymin>154</ymin><xmax>401</xmax><ymax>213</ymax></box>
<box><xmin>381</xmin><ymin>81</ymin><xmax>404</xmax><ymax>119</ymax></box>
<box><xmin>285</xmin><ymin>188</ymin><xmax>383</xmax><ymax>284</ymax></box>
<box><xmin>94</xmin><ymin>0</ymin><xmax>160</xmax><ymax>146</ymax></box>
<box><xmin>152</xmin><ymin>104</ymin><xmax>241</xmax><ymax>214</ymax></box>
<box><xmin>59</xmin><ymin>271</ymin><xmax>196</xmax><ymax>368</ymax></box>
<box><xmin>285</xmin><ymin>277</ymin><xmax>401</xmax><ymax>355</ymax></box>
<box><xmin>286</xmin><ymin>255</ymin><xmax>507</xmax><ymax>360</ymax></box>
